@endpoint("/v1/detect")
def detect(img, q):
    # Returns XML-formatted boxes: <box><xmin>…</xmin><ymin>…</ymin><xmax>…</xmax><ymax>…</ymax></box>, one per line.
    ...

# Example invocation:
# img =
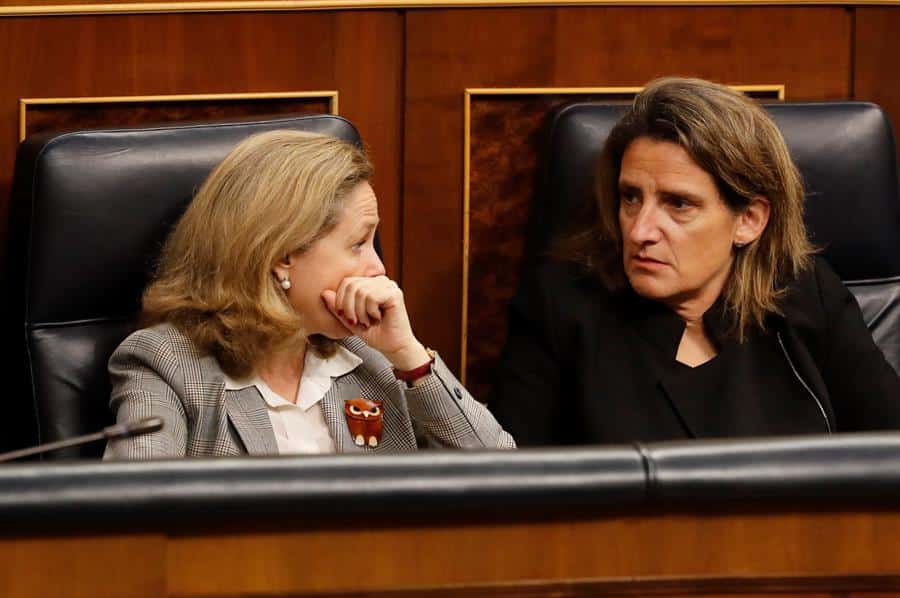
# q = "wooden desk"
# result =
<box><xmin>4</xmin><ymin>507</ymin><xmax>900</xmax><ymax>597</ymax></box>
<box><xmin>4</xmin><ymin>442</ymin><xmax>900</xmax><ymax>597</ymax></box>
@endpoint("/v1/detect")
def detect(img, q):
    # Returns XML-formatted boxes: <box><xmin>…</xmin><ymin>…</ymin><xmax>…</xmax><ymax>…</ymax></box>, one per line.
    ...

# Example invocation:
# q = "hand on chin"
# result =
<box><xmin>317</xmin><ymin>313</ymin><xmax>356</xmax><ymax>340</ymax></box>
<box><xmin>320</xmin><ymin>280</ymin><xmax>420</xmax><ymax>358</ymax></box>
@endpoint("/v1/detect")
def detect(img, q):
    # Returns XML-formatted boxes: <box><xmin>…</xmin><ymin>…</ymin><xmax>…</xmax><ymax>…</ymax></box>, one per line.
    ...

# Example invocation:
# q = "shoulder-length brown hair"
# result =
<box><xmin>142</xmin><ymin>129</ymin><xmax>373</xmax><ymax>378</ymax></box>
<box><xmin>562</xmin><ymin>77</ymin><xmax>813</xmax><ymax>339</ymax></box>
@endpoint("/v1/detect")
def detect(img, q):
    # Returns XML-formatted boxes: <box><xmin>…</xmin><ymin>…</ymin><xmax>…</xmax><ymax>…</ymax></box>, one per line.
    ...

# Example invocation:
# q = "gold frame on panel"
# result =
<box><xmin>19</xmin><ymin>90</ymin><xmax>339</xmax><ymax>142</ymax></box>
<box><xmin>461</xmin><ymin>84</ymin><xmax>785</xmax><ymax>383</ymax></box>
<box><xmin>0</xmin><ymin>0</ymin><xmax>898</xmax><ymax>18</ymax></box>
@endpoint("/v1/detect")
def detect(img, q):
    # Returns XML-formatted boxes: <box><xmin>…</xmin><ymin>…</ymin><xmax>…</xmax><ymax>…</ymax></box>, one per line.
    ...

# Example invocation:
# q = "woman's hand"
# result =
<box><xmin>321</xmin><ymin>276</ymin><xmax>430</xmax><ymax>371</ymax></box>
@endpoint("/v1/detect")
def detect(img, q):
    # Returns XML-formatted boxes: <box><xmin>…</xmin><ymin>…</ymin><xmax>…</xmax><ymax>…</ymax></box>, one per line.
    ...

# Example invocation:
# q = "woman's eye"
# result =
<box><xmin>666</xmin><ymin>196</ymin><xmax>691</xmax><ymax>210</ymax></box>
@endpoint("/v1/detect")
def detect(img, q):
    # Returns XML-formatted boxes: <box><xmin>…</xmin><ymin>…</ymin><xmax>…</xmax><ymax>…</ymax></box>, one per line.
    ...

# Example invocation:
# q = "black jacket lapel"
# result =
<box><xmin>777</xmin><ymin>322</ymin><xmax>835</xmax><ymax>431</ymax></box>
<box><xmin>623</xmin><ymin>292</ymin><xmax>701</xmax><ymax>437</ymax></box>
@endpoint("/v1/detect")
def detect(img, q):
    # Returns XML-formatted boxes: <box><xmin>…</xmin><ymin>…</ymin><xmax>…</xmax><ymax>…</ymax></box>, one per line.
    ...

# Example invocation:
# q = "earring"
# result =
<box><xmin>280</xmin><ymin>276</ymin><xmax>292</xmax><ymax>290</ymax></box>
<box><xmin>735</xmin><ymin>241</ymin><xmax>746</xmax><ymax>248</ymax></box>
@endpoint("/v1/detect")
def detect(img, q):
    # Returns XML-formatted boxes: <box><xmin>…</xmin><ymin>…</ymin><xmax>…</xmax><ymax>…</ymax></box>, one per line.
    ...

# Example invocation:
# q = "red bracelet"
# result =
<box><xmin>393</xmin><ymin>349</ymin><xmax>435</xmax><ymax>384</ymax></box>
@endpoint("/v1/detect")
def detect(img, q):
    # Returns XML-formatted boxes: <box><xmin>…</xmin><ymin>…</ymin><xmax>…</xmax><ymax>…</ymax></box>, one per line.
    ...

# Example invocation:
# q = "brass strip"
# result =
<box><xmin>461</xmin><ymin>84</ymin><xmax>784</xmax><ymax>383</ymax></box>
<box><xmin>18</xmin><ymin>100</ymin><xmax>26</xmax><ymax>143</ymax></box>
<box><xmin>0</xmin><ymin>0</ymin><xmax>898</xmax><ymax>17</ymax></box>
<box><xmin>19</xmin><ymin>91</ymin><xmax>338</xmax><ymax>104</ymax></box>
<box><xmin>19</xmin><ymin>90</ymin><xmax>339</xmax><ymax>142</ymax></box>
<box><xmin>461</xmin><ymin>89</ymin><xmax>473</xmax><ymax>384</ymax></box>
<box><xmin>466</xmin><ymin>85</ymin><xmax>784</xmax><ymax>97</ymax></box>
<box><xmin>737</xmin><ymin>84</ymin><xmax>786</xmax><ymax>100</ymax></box>
<box><xmin>467</xmin><ymin>86</ymin><xmax>645</xmax><ymax>95</ymax></box>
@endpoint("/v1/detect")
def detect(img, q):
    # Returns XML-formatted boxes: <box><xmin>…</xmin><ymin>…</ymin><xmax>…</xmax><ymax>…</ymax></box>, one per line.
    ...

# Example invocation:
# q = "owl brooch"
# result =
<box><xmin>344</xmin><ymin>397</ymin><xmax>385</xmax><ymax>448</ymax></box>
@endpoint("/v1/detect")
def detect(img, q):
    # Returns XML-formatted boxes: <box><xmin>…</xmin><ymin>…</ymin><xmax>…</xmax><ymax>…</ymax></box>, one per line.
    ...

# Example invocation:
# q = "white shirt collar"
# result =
<box><xmin>222</xmin><ymin>344</ymin><xmax>362</xmax><ymax>410</ymax></box>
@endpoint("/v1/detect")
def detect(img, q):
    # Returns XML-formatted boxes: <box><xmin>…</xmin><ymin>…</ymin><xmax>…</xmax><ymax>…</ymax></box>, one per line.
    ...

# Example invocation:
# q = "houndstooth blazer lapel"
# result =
<box><xmin>321</xmin><ymin>378</ymin><xmax>364</xmax><ymax>454</ymax></box>
<box><xmin>322</xmin><ymin>374</ymin><xmax>412</xmax><ymax>454</ymax></box>
<box><xmin>224</xmin><ymin>387</ymin><xmax>279</xmax><ymax>455</ymax></box>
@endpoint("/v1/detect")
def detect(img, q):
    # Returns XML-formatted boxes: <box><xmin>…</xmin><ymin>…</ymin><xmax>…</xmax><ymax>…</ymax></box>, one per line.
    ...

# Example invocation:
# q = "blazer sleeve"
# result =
<box><xmin>103</xmin><ymin>327</ymin><xmax>190</xmax><ymax>459</ymax></box>
<box><xmin>404</xmin><ymin>352</ymin><xmax>516</xmax><ymax>449</ymax></box>
<box><xmin>816</xmin><ymin>260</ymin><xmax>900</xmax><ymax>430</ymax></box>
<box><xmin>490</xmin><ymin>264</ymin><xmax>566</xmax><ymax>446</ymax></box>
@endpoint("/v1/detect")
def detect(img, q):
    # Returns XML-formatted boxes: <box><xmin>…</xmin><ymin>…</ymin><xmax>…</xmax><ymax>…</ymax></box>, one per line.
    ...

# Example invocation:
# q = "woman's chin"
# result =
<box><xmin>321</xmin><ymin>327</ymin><xmax>353</xmax><ymax>340</ymax></box>
<box><xmin>628</xmin><ymin>275</ymin><xmax>674</xmax><ymax>302</ymax></box>
<box><xmin>310</xmin><ymin>313</ymin><xmax>356</xmax><ymax>340</ymax></box>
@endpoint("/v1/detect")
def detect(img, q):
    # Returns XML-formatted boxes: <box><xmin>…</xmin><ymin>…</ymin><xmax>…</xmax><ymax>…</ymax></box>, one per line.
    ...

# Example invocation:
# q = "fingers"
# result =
<box><xmin>355</xmin><ymin>287</ymin><xmax>372</xmax><ymax>328</ymax></box>
<box><xmin>328</xmin><ymin>276</ymin><xmax>417</xmax><ymax>354</ymax></box>
<box><xmin>334</xmin><ymin>278</ymin><xmax>355</xmax><ymax>325</ymax></box>
<box><xmin>336</xmin><ymin>278</ymin><xmax>364</xmax><ymax>326</ymax></box>
<box><xmin>321</xmin><ymin>289</ymin><xmax>338</xmax><ymax>314</ymax></box>
<box><xmin>320</xmin><ymin>289</ymin><xmax>355</xmax><ymax>334</ymax></box>
<box><xmin>333</xmin><ymin>276</ymin><xmax>401</xmax><ymax>330</ymax></box>
<box><xmin>365</xmin><ymin>296</ymin><xmax>382</xmax><ymax>324</ymax></box>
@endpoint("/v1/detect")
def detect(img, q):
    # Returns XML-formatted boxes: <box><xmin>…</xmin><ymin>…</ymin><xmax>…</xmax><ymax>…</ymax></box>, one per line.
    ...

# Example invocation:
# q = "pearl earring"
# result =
<box><xmin>280</xmin><ymin>276</ymin><xmax>292</xmax><ymax>290</ymax></box>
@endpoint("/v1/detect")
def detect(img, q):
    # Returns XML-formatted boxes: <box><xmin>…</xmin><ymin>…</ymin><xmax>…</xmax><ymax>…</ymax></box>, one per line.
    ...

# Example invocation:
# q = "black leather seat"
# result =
<box><xmin>3</xmin><ymin>115</ymin><xmax>363</xmax><ymax>458</ymax></box>
<box><xmin>532</xmin><ymin>101</ymin><xmax>900</xmax><ymax>374</ymax></box>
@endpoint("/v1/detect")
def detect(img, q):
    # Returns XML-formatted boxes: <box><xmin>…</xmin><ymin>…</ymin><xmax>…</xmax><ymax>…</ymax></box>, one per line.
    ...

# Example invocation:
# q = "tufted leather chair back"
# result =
<box><xmin>533</xmin><ymin>101</ymin><xmax>900</xmax><ymax>373</ymax></box>
<box><xmin>3</xmin><ymin>115</ymin><xmax>362</xmax><ymax>458</ymax></box>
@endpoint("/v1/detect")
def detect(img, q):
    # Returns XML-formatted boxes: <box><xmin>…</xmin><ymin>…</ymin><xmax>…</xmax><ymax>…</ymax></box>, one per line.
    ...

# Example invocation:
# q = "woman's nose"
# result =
<box><xmin>628</xmin><ymin>204</ymin><xmax>663</xmax><ymax>244</ymax></box>
<box><xmin>365</xmin><ymin>248</ymin><xmax>386</xmax><ymax>277</ymax></box>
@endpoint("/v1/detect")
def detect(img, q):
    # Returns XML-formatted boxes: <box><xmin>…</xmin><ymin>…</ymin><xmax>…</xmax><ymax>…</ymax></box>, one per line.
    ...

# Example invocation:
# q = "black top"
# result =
<box><xmin>663</xmin><ymin>319</ymin><xmax>819</xmax><ymax>438</ymax></box>
<box><xmin>491</xmin><ymin>257</ymin><xmax>900</xmax><ymax>446</ymax></box>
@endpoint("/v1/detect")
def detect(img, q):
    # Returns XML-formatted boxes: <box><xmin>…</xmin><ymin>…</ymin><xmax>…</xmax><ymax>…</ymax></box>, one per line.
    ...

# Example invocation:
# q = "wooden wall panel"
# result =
<box><xmin>405</xmin><ymin>6</ymin><xmax>852</xmax><ymax>377</ymax></box>
<box><xmin>335</xmin><ymin>10</ymin><xmax>404</xmax><ymax>279</ymax></box>
<box><xmin>0</xmin><ymin>10</ymin><xmax>403</xmax><ymax>276</ymax></box>
<box><xmin>853</xmin><ymin>7</ymin><xmax>900</xmax><ymax>162</ymax></box>
<box><xmin>466</xmin><ymin>94</ymin><xmax>594</xmax><ymax>402</ymax></box>
<box><xmin>22</xmin><ymin>96</ymin><xmax>333</xmax><ymax>139</ymax></box>
<box><xmin>550</xmin><ymin>8</ymin><xmax>851</xmax><ymax>97</ymax></box>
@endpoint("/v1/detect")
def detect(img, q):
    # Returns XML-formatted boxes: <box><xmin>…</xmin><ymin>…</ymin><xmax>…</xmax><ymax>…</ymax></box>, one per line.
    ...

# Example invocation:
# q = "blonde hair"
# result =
<box><xmin>563</xmin><ymin>77</ymin><xmax>813</xmax><ymax>339</ymax></box>
<box><xmin>142</xmin><ymin>129</ymin><xmax>373</xmax><ymax>377</ymax></box>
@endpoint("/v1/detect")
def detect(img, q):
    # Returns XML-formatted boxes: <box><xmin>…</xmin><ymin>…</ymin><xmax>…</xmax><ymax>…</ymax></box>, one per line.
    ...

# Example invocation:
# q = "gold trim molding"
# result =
<box><xmin>19</xmin><ymin>90</ymin><xmax>339</xmax><ymax>141</ymax></box>
<box><xmin>0</xmin><ymin>0</ymin><xmax>898</xmax><ymax>17</ymax></box>
<box><xmin>461</xmin><ymin>85</ymin><xmax>784</xmax><ymax>383</ymax></box>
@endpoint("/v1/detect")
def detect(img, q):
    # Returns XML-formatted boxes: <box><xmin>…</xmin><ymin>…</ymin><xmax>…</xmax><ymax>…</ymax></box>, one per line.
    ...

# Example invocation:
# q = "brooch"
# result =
<box><xmin>344</xmin><ymin>397</ymin><xmax>384</xmax><ymax>447</ymax></box>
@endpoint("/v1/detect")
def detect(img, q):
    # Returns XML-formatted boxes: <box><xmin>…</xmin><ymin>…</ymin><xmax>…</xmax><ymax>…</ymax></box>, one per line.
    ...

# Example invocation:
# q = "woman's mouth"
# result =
<box><xmin>632</xmin><ymin>255</ymin><xmax>667</xmax><ymax>269</ymax></box>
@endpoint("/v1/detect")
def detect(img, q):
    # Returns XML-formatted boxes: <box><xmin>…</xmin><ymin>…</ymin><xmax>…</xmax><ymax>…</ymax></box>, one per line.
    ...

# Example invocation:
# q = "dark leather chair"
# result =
<box><xmin>532</xmin><ymin>101</ymin><xmax>900</xmax><ymax>374</ymax></box>
<box><xmin>3</xmin><ymin>115</ymin><xmax>363</xmax><ymax>458</ymax></box>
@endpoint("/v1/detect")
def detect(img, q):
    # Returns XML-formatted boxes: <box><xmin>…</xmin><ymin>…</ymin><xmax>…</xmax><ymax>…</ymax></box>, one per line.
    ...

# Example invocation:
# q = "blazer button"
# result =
<box><xmin>454</xmin><ymin>387</ymin><xmax>463</xmax><ymax>400</ymax></box>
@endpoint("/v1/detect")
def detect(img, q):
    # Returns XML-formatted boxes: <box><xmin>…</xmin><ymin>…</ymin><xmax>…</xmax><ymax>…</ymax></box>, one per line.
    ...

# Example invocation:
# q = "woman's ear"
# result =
<box><xmin>734</xmin><ymin>197</ymin><xmax>771</xmax><ymax>247</ymax></box>
<box><xmin>271</xmin><ymin>254</ymin><xmax>292</xmax><ymax>281</ymax></box>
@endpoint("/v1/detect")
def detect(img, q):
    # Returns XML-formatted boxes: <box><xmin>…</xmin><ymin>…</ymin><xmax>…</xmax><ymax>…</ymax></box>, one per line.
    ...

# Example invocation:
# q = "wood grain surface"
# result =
<box><xmin>853</xmin><ymin>7</ymin><xmax>900</xmax><ymax>163</ymax></box>
<box><xmin>5</xmin><ymin>508</ymin><xmax>900</xmax><ymax>597</ymax></box>
<box><xmin>22</xmin><ymin>96</ymin><xmax>333</xmax><ymax>140</ymax></box>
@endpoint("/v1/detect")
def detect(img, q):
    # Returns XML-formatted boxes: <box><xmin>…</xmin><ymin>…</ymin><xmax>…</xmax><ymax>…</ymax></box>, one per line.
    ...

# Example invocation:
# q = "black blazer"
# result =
<box><xmin>492</xmin><ymin>257</ymin><xmax>900</xmax><ymax>446</ymax></box>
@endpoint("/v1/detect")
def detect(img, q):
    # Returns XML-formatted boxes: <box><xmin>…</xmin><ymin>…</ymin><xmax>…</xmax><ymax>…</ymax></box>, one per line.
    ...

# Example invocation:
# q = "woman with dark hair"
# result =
<box><xmin>492</xmin><ymin>77</ymin><xmax>900</xmax><ymax>446</ymax></box>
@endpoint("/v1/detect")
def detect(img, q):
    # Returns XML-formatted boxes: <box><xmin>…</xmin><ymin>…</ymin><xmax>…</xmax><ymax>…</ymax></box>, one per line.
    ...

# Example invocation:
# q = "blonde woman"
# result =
<box><xmin>493</xmin><ymin>77</ymin><xmax>900</xmax><ymax>445</ymax></box>
<box><xmin>105</xmin><ymin>131</ymin><xmax>514</xmax><ymax>458</ymax></box>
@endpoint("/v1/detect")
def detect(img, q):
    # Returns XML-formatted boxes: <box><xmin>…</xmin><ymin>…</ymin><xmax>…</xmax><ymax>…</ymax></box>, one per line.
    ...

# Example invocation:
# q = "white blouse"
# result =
<box><xmin>222</xmin><ymin>346</ymin><xmax>363</xmax><ymax>454</ymax></box>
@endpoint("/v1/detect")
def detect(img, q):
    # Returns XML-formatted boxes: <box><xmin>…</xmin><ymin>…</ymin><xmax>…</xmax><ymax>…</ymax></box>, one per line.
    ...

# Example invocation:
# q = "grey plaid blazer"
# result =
<box><xmin>104</xmin><ymin>323</ymin><xmax>515</xmax><ymax>459</ymax></box>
